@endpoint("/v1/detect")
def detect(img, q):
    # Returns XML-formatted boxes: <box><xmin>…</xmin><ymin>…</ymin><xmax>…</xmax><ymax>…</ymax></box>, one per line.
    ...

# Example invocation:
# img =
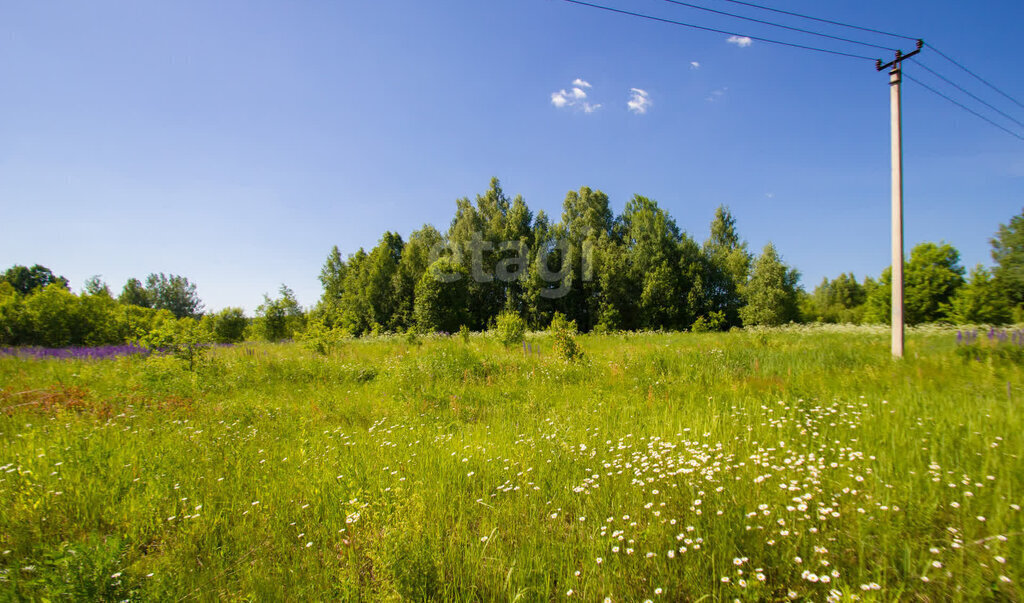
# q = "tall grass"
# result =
<box><xmin>0</xmin><ymin>326</ymin><xmax>1020</xmax><ymax>600</ymax></box>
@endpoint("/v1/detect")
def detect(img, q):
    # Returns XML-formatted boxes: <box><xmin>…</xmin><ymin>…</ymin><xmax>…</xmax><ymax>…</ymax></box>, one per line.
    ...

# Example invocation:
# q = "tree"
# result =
<box><xmin>332</xmin><ymin>249</ymin><xmax>372</xmax><ymax>335</ymax></box>
<box><xmin>253</xmin><ymin>285</ymin><xmax>304</xmax><ymax>341</ymax></box>
<box><xmin>78</xmin><ymin>289</ymin><xmax>121</xmax><ymax>345</ymax></box>
<box><xmin>702</xmin><ymin>206</ymin><xmax>751</xmax><ymax>328</ymax></box>
<box><xmin>990</xmin><ymin>209</ymin><xmax>1024</xmax><ymax>308</ymax></box>
<box><xmin>446</xmin><ymin>179</ymin><xmax>515</xmax><ymax>329</ymax></box>
<box><xmin>319</xmin><ymin>246</ymin><xmax>347</xmax><ymax>304</ymax></box>
<box><xmin>414</xmin><ymin>257</ymin><xmax>470</xmax><ymax>333</ymax></box>
<box><xmin>804</xmin><ymin>273</ymin><xmax>866</xmax><ymax>323</ymax></box>
<box><xmin>21</xmin><ymin>284</ymin><xmax>81</xmax><ymax>347</ymax></box>
<box><xmin>905</xmin><ymin>242</ymin><xmax>965</xmax><ymax>323</ymax></box>
<box><xmin>144</xmin><ymin>273</ymin><xmax>203</xmax><ymax>318</ymax></box>
<box><xmin>84</xmin><ymin>275</ymin><xmax>112</xmax><ymax>298</ymax></box>
<box><xmin>1</xmin><ymin>264</ymin><xmax>69</xmax><ymax>295</ymax></box>
<box><xmin>209</xmin><ymin>307</ymin><xmax>249</xmax><ymax>343</ymax></box>
<box><xmin>492</xmin><ymin>310</ymin><xmax>526</xmax><ymax>347</ymax></box>
<box><xmin>740</xmin><ymin>243</ymin><xmax>800</xmax><ymax>327</ymax></box>
<box><xmin>119</xmin><ymin>277</ymin><xmax>152</xmax><ymax>307</ymax></box>
<box><xmin>865</xmin><ymin>242</ymin><xmax>965</xmax><ymax>325</ymax></box>
<box><xmin>0</xmin><ymin>282</ymin><xmax>26</xmax><ymax>345</ymax></box>
<box><xmin>947</xmin><ymin>265</ymin><xmax>1011</xmax><ymax>325</ymax></box>
<box><xmin>364</xmin><ymin>232</ymin><xmax>405</xmax><ymax>331</ymax></box>
<box><xmin>393</xmin><ymin>226</ymin><xmax>444</xmax><ymax>330</ymax></box>
<box><xmin>594</xmin><ymin>238</ymin><xmax>634</xmax><ymax>331</ymax></box>
<box><xmin>620</xmin><ymin>195</ymin><xmax>687</xmax><ymax>330</ymax></box>
<box><xmin>558</xmin><ymin>187</ymin><xmax>614</xmax><ymax>330</ymax></box>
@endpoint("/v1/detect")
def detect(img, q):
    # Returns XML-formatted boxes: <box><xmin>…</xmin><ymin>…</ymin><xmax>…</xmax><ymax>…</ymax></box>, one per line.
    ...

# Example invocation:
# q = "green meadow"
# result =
<box><xmin>1</xmin><ymin>326</ymin><xmax>1021</xmax><ymax>601</ymax></box>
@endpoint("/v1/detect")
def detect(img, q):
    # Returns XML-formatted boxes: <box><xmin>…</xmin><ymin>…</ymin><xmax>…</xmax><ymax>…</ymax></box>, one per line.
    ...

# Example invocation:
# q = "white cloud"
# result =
<box><xmin>551</xmin><ymin>78</ymin><xmax>600</xmax><ymax>113</ymax></box>
<box><xmin>705</xmin><ymin>87</ymin><xmax>727</xmax><ymax>102</ymax></box>
<box><xmin>727</xmin><ymin>35</ymin><xmax>753</xmax><ymax>48</ymax></box>
<box><xmin>690</xmin><ymin>61</ymin><xmax>700</xmax><ymax>70</ymax></box>
<box><xmin>627</xmin><ymin>88</ymin><xmax>651</xmax><ymax>114</ymax></box>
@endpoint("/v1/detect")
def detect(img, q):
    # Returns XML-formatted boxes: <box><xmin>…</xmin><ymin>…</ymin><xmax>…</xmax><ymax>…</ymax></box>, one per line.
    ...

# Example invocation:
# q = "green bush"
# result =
<box><xmin>210</xmin><ymin>307</ymin><xmax>248</xmax><ymax>343</ymax></box>
<box><xmin>691</xmin><ymin>311</ymin><xmax>726</xmax><ymax>333</ymax></box>
<box><xmin>139</xmin><ymin>318</ymin><xmax>212</xmax><ymax>371</ymax></box>
<box><xmin>492</xmin><ymin>311</ymin><xmax>526</xmax><ymax>348</ymax></box>
<box><xmin>549</xmin><ymin>312</ymin><xmax>583</xmax><ymax>362</ymax></box>
<box><xmin>298</xmin><ymin>319</ymin><xmax>348</xmax><ymax>355</ymax></box>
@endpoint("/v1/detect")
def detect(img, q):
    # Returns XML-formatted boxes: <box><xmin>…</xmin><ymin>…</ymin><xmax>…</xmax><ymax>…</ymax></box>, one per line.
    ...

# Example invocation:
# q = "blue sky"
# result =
<box><xmin>2</xmin><ymin>0</ymin><xmax>1022</xmax><ymax>313</ymax></box>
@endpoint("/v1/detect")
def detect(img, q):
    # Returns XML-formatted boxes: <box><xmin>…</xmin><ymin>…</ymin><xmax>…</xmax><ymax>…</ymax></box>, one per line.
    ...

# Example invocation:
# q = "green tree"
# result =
<box><xmin>492</xmin><ymin>310</ymin><xmax>527</xmax><ymax>348</ymax></box>
<box><xmin>145</xmin><ymin>273</ymin><xmax>203</xmax><ymax>318</ymax></box>
<box><xmin>333</xmin><ymin>249</ymin><xmax>371</xmax><ymax>335</ymax></box>
<box><xmin>320</xmin><ymin>246</ymin><xmax>347</xmax><ymax>299</ymax></box>
<box><xmin>116</xmin><ymin>305</ymin><xmax>175</xmax><ymax>343</ymax></box>
<box><xmin>804</xmin><ymin>273</ymin><xmax>867</xmax><ymax>323</ymax></box>
<box><xmin>209</xmin><ymin>307</ymin><xmax>249</xmax><ymax>343</ymax></box>
<box><xmin>1</xmin><ymin>264</ymin><xmax>69</xmax><ymax>295</ymax></box>
<box><xmin>445</xmin><ymin>179</ymin><xmax>521</xmax><ymax>329</ymax></box>
<box><xmin>702</xmin><ymin>206</ymin><xmax>751</xmax><ymax>328</ymax></box>
<box><xmin>594</xmin><ymin>238</ymin><xmax>633</xmax><ymax>331</ymax></box>
<box><xmin>549</xmin><ymin>312</ymin><xmax>583</xmax><ymax>362</ymax></box>
<box><xmin>0</xmin><ymin>283</ymin><xmax>26</xmax><ymax>345</ymax></box>
<box><xmin>619</xmin><ymin>195</ymin><xmax>688</xmax><ymax>330</ymax></box>
<box><xmin>83</xmin><ymin>275</ymin><xmax>112</xmax><ymax>298</ymax></box>
<box><xmin>21</xmin><ymin>284</ymin><xmax>81</xmax><ymax>347</ymax></box>
<box><xmin>253</xmin><ymin>285</ymin><xmax>305</xmax><ymax>341</ymax></box>
<box><xmin>364</xmin><ymin>232</ymin><xmax>405</xmax><ymax>331</ymax></box>
<box><xmin>558</xmin><ymin>186</ymin><xmax>614</xmax><ymax>330</ymax></box>
<box><xmin>140</xmin><ymin>318</ymin><xmax>213</xmax><ymax>372</ymax></box>
<box><xmin>740</xmin><ymin>243</ymin><xmax>800</xmax><ymax>327</ymax></box>
<box><xmin>78</xmin><ymin>290</ymin><xmax>121</xmax><ymax>345</ymax></box>
<box><xmin>991</xmin><ymin>209</ymin><xmax>1024</xmax><ymax>307</ymax></box>
<box><xmin>414</xmin><ymin>257</ymin><xmax>470</xmax><ymax>333</ymax></box>
<box><xmin>948</xmin><ymin>265</ymin><xmax>1011</xmax><ymax>325</ymax></box>
<box><xmin>119</xmin><ymin>277</ymin><xmax>152</xmax><ymax>307</ymax></box>
<box><xmin>393</xmin><ymin>225</ymin><xmax>444</xmax><ymax>330</ymax></box>
<box><xmin>865</xmin><ymin>242</ymin><xmax>965</xmax><ymax>325</ymax></box>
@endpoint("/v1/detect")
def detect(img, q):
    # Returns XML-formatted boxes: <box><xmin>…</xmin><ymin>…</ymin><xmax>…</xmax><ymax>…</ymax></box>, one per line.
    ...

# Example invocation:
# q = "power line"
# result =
<box><xmin>925</xmin><ymin>43</ymin><xmax>1024</xmax><ymax>110</ymax></box>
<box><xmin>712</xmin><ymin>0</ymin><xmax>919</xmax><ymax>42</ymax></box>
<box><xmin>657</xmin><ymin>0</ymin><xmax>896</xmax><ymax>52</ymax></box>
<box><xmin>558</xmin><ymin>0</ymin><xmax>879</xmax><ymax>61</ymax></box>
<box><xmin>902</xmin><ymin>70</ymin><xmax>1024</xmax><ymax>142</ymax></box>
<box><xmin>910</xmin><ymin>59</ymin><xmax>1024</xmax><ymax>129</ymax></box>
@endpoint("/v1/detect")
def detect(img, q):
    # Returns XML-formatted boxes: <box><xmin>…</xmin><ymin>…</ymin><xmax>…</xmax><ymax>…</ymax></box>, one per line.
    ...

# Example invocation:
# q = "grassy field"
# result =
<box><xmin>0</xmin><ymin>326</ymin><xmax>1021</xmax><ymax>601</ymax></box>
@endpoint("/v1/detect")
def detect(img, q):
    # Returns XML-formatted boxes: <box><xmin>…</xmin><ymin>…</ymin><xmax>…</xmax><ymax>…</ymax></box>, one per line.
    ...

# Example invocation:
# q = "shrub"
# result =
<box><xmin>691</xmin><ymin>311</ymin><xmax>726</xmax><ymax>333</ymax></box>
<box><xmin>139</xmin><ymin>318</ymin><xmax>212</xmax><ymax>371</ymax></box>
<box><xmin>298</xmin><ymin>319</ymin><xmax>348</xmax><ymax>355</ymax></box>
<box><xmin>210</xmin><ymin>307</ymin><xmax>248</xmax><ymax>343</ymax></box>
<box><xmin>492</xmin><ymin>311</ymin><xmax>526</xmax><ymax>348</ymax></box>
<box><xmin>549</xmin><ymin>312</ymin><xmax>583</xmax><ymax>362</ymax></box>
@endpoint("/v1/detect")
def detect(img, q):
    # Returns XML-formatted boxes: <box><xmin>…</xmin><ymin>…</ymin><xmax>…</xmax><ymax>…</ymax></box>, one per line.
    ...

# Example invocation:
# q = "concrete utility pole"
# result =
<box><xmin>877</xmin><ymin>40</ymin><xmax>922</xmax><ymax>359</ymax></box>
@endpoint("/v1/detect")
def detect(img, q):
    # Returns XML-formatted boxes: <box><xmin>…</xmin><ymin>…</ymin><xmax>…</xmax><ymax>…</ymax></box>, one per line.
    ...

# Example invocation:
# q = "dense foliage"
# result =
<box><xmin>312</xmin><ymin>179</ymin><xmax>798</xmax><ymax>335</ymax></box>
<box><xmin>3</xmin><ymin>182</ymin><xmax>1023</xmax><ymax>348</ymax></box>
<box><xmin>0</xmin><ymin>274</ymin><xmax>237</xmax><ymax>348</ymax></box>
<box><xmin>313</xmin><ymin>179</ymin><xmax>1024</xmax><ymax>334</ymax></box>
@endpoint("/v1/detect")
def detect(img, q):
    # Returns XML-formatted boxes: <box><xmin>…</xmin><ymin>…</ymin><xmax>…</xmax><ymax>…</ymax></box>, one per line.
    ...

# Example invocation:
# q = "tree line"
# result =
<box><xmin>314</xmin><ymin>178</ymin><xmax>797</xmax><ymax>335</ymax></box>
<box><xmin>311</xmin><ymin>178</ymin><xmax>1024</xmax><ymax>335</ymax></box>
<box><xmin>2</xmin><ymin>178</ymin><xmax>1023</xmax><ymax>347</ymax></box>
